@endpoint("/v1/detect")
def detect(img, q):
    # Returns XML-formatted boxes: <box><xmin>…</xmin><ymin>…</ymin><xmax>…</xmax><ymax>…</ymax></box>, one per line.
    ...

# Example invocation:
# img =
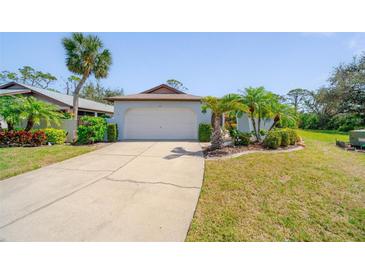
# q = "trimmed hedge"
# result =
<box><xmin>107</xmin><ymin>123</ymin><xmax>118</xmax><ymax>142</ymax></box>
<box><xmin>199</xmin><ymin>123</ymin><xmax>212</xmax><ymax>142</ymax></box>
<box><xmin>0</xmin><ymin>130</ymin><xmax>46</xmax><ymax>147</ymax></box>
<box><xmin>44</xmin><ymin>128</ymin><xmax>67</xmax><ymax>144</ymax></box>
<box><xmin>280</xmin><ymin>129</ymin><xmax>290</xmax><ymax>147</ymax></box>
<box><xmin>263</xmin><ymin>130</ymin><xmax>282</xmax><ymax>149</ymax></box>
<box><xmin>77</xmin><ymin>116</ymin><xmax>107</xmax><ymax>144</ymax></box>
<box><xmin>264</xmin><ymin>128</ymin><xmax>300</xmax><ymax>149</ymax></box>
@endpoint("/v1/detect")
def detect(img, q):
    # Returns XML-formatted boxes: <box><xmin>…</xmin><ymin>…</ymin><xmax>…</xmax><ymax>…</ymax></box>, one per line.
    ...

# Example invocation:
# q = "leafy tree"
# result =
<box><xmin>201</xmin><ymin>95</ymin><xmax>245</xmax><ymax>149</ymax></box>
<box><xmin>62</xmin><ymin>33</ymin><xmax>112</xmax><ymax>118</ymax></box>
<box><xmin>21</xmin><ymin>97</ymin><xmax>62</xmax><ymax>131</ymax></box>
<box><xmin>80</xmin><ymin>82</ymin><xmax>123</xmax><ymax>105</ymax></box>
<box><xmin>64</xmin><ymin>75</ymin><xmax>81</xmax><ymax>95</ymax></box>
<box><xmin>286</xmin><ymin>88</ymin><xmax>308</xmax><ymax>113</ymax></box>
<box><xmin>0</xmin><ymin>96</ymin><xmax>23</xmax><ymax>131</ymax></box>
<box><xmin>302</xmin><ymin>88</ymin><xmax>340</xmax><ymax>128</ymax></box>
<box><xmin>329</xmin><ymin>54</ymin><xmax>365</xmax><ymax>123</ymax></box>
<box><xmin>0</xmin><ymin>66</ymin><xmax>57</xmax><ymax>89</ymax></box>
<box><xmin>166</xmin><ymin>79</ymin><xmax>188</xmax><ymax>91</ymax></box>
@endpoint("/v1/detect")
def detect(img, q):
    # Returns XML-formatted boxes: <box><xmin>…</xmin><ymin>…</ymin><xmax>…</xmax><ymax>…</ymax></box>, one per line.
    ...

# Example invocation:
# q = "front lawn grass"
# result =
<box><xmin>0</xmin><ymin>144</ymin><xmax>102</xmax><ymax>180</ymax></box>
<box><xmin>187</xmin><ymin>129</ymin><xmax>365</xmax><ymax>241</ymax></box>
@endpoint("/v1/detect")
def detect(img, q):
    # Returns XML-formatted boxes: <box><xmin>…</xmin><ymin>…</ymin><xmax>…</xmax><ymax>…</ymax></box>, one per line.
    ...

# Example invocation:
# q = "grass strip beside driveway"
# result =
<box><xmin>0</xmin><ymin>144</ymin><xmax>102</xmax><ymax>180</ymax></box>
<box><xmin>187</xmin><ymin>130</ymin><xmax>365</xmax><ymax>241</ymax></box>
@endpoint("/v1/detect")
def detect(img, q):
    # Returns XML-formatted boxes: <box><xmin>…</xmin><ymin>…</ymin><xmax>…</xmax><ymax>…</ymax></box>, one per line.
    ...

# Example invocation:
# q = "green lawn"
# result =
<box><xmin>0</xmin><ymin>144</ymin><xmax>102</xmax><ymax>180</ymax></box>
<box><xmin>187</xmin><ymin>129</ymin><xmax>365</xmax><ymax>241</ymax></box>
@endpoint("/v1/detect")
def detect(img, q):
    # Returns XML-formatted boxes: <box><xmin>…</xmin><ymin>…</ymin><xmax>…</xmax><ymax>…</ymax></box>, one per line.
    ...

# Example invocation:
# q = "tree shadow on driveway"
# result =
<box><xmin>164</xmin><ymin>147</ymin><xmax>202</xmax><ymax>160</ymax></box>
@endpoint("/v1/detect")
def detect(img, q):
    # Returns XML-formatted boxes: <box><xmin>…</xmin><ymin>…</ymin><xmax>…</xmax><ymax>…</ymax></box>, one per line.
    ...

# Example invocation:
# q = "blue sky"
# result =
<box><xmin>1</xmin><ymin>32</ymin><xmax>364</xmax><ymax>96</ymax></box>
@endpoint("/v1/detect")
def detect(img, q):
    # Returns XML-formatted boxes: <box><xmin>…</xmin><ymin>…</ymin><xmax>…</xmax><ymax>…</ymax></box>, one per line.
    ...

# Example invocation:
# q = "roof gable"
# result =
<box><xmin>140</xmin><ymin>84</ymin><xmax>186</xmax><ymax>94</ymax></box>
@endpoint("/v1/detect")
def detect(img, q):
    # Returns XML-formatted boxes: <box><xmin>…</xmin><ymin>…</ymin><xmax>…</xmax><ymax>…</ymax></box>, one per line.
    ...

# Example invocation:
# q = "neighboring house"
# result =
<box><xmin>0</xmin><ymin>82</ymin><xmax>114</xmax><ymax>117</ymax></box>
<box><xmin>106</xmin><ymin>84</ymin><xmax>211</xmax><ymax>140</ymax></box>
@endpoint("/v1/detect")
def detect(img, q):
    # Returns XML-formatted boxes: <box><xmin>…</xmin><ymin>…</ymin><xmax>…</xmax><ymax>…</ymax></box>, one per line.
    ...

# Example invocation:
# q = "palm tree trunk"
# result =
<box><xmin>211</xmin><ymin>113</ymin><xmax>224</xmax><ymax>150</ymax></box>
<box><xmin>25</xmin><ymin>118</ymin><xmax>34</xmax><ymax>132</ymax></box>
<box><xmin>72</xmin><ymin>75</ymin><xmax>88</xmax><ymax>119</ymax></box>
<box><xmin>268</xmin><ymin>115</ymin><xmax>280</xmax><ymax>132</ymax></box>
<box><xmin>251</xmin><ymin>116</ymin><xmax>259</xmax><ymax>141</ymax></box>
<box><xmin>7</xmin><ymin>122</ymin><xmax>14</xmax><ymax>131</ymax></box>
<box><xmin>257</xmin><ymin>114</ymin><xmax>262</xmax><ymax>141</ymax></box>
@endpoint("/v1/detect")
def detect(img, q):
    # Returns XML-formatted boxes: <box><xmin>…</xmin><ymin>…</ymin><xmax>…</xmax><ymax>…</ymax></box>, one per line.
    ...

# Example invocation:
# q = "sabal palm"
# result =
<box><xmin>21</xmin><ymin>97</ymin><xmax>62</xmax><ymax>131</ymax></box>
<box><xmin>62</xmin><ymin>33</ymin><xmax>112</xmax><ymax>117</ymax></box>
<box><xmin>202</xmin><ymin>94</ymin><xmax>245</xmax><ymax>149</ymax></box>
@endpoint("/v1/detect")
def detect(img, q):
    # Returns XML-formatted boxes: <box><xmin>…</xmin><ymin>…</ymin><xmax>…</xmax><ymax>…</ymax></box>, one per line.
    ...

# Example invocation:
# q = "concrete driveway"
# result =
<box><xmin>0</xmin><ymin>141</ymin><xmax>204</xmax><ymax>241</ymax></box>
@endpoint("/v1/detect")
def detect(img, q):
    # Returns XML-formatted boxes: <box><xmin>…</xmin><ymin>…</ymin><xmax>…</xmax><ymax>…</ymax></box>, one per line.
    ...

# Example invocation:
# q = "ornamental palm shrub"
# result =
<box><xmin>263</xmin><ymin>130</ymin><xmax>282</xmax><ymax>149</ymax></box>
<box><xmin>107</xmin><ymin>123</ymin><xmax>118</xmax><ymax>142</ymax></box>
<box><xmin>198</xmin><ymin>123</ymin><xmax>212</xmax><ymax>142</ymax></box>
<box><xmin>0</xmin><ymin>95</ymin><xmax>23</xmax><ymax>131</ymax></box>
<box><xmin>44</xmin><ymin>128</ymin><xmax>67</xmax><ymax>144</ymax></box>
<box><xmin>201</xmin><ymin>95</ymin><xmax>247</xmax><ymax>149</ymax></box>
<box><xmin>77</xmin><ymin>116</ymin><xmax>107</xmax><ymax>144</ymax></box>
<box><xmin>21</xmin><ymin>97</ymin><xmax>63</xmax><ymax>131</ymax></box>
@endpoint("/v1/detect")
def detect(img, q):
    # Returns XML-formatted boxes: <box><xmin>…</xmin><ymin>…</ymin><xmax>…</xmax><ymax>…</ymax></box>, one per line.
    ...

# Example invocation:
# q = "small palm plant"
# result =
<box><xmin>21</xmin><ymin>97</ymin><xmax>62</xmax><ymax>131</ymax></box>
<box><xmin>202</xmin><ymin>95</ymin><xmax>246</xmax><ymax>149</ymax></box>
<box><xmin>62</xmin><ymin>33</ymin><xmax>112</xmax><ymax>118</ymax></box>
<box><xmin>0</xmin><ymin>95</ymin><xmax>23</xmax><ymax>131</ymax></box>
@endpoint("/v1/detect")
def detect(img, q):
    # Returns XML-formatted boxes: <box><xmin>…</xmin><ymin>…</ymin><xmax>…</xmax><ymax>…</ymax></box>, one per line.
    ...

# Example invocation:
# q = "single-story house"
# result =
<box><xmin>0</xmin><ymin>81</ymin><xmax>114</xmax><ymax>117</ymax></box>
<box><xmin>106</xmin><ymin>84</ymin><xmax>211</xmax><ymax>140</ymax></box>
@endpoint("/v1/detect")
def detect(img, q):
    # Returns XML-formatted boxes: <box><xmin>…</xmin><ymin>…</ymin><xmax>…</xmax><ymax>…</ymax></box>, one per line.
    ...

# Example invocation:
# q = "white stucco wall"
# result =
<box><xmin>111</xmin><ymin>101</ymin><xmax>211</xmax><ymax>140</ymax></box>
<box><xmin>237</xmin><ymin>113</ymin><xmax>274</xmax><ymax>133</ymax></box>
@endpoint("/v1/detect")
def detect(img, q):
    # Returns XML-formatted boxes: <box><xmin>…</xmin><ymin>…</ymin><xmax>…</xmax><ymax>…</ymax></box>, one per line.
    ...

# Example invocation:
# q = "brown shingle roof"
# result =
<box><xmin>106</xmin><ymin>84</ymin><xmax>202</xmax><ymax>102</ymax></box>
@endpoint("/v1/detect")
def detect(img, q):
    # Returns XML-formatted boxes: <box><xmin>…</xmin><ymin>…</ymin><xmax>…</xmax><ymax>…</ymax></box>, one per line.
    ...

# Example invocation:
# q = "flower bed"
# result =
<box><xmin>0</xmin><ymin>130</ymin><xmax>47</xmax><ymax>147</ymax></box>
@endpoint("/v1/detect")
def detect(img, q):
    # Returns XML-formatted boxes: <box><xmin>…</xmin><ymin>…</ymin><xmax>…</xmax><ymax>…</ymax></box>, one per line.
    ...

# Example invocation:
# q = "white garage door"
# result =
<box><xmin>124</xmin><ymin>108</ymin><xmax>197</xmax><ymax>139</ymax></box>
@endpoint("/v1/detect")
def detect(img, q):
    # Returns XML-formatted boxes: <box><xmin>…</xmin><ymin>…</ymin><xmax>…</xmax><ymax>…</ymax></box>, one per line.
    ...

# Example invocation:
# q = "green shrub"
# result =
<box><xmin>279</xmin><ymin>129</ymin><xmax>290</xmax><ymax>147</ymax></box>
<box><xmin>299</xmin><ymin>113</ymin><xmax>320</xmax><ymax>129</ymax></box>
<box><xmin>107</xmin><ymin>123</ymin><xmax>118</xmax><ymax>142</ymax></box>
<box><xmin>286</xmin><ymin>128</ymin><xmax>299</xmax><ymax>145</ymax></box>
<box><xmin>328</xmin><ymin>113</ymin><xmax>364</xmax><ymax>132</ymax></box>
<box><xmin>199</xmin><ymin>123</ymin><xmax>212</xmax><ymax>142</ymax></box>
<box><xmin>44</xmin><ymin>128</ymin><xmax>67</xmax><ymax>144</ymax></box>
<box><xmin>263</xmin><ymin>130</ymin><xmax>282</xmax><ymax>149</ymax></box>
<box><xmin>231</xmin><ymin>130</ymin><xmax>251</xmax><ymax>146</ymax></box>
<box><xmin>77</xmin><ymin>116</ymin><xmax>107</xmax><ymax>144</ymax></box>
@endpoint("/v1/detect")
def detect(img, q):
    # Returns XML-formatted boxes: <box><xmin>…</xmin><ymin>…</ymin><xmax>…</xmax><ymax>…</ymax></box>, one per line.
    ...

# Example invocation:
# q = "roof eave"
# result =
<box><xmin>105</xmin><ymin>98</ymin><xmax>201</xmax><ymax>102</ymax></box>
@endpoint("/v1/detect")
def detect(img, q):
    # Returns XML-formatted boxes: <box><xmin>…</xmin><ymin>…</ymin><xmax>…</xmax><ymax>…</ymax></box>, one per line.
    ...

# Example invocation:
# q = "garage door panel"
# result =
<box><xmin>124</xmin><ymin>108</ymin><xmax>197</xmax><ymax>140</ymax></box>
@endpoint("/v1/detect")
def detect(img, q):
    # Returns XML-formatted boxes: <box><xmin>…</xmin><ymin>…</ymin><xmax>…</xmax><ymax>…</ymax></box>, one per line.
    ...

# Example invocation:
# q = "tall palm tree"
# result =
<box><xmin>0</xmin><ymin>95</ymin><xmax>23</xmax><ymax>131</ymax></box>
<box><xmin>240</xmin><ymin>87</ymin><xmax>271</xmax><ymax>141</ymax></box>
<box><xmin>62</xmin><ymin>33</ymin><xmax>112</xmax><ymax>118</ymax></box>
<box><xmin>21</xmin><ymin>97</ymin><xmax>62</xmax><ymax>131</ymax></box>
<box><xmin>202</xmin><ymin>95</ymin><xmax>246</xmax><ymax>149</ymax></box>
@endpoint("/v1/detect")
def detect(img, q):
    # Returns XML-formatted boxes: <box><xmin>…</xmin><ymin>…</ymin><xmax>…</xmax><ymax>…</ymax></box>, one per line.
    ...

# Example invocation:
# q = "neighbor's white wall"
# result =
<box><xmin>237</xmin><ymin>113</ymin><xmax>274</xmax><ymax>132</ymax></box>
<box><xmin>112</xmin><ymin>101</ymin><xmax>211</xmax><ymax>140</ymax></box>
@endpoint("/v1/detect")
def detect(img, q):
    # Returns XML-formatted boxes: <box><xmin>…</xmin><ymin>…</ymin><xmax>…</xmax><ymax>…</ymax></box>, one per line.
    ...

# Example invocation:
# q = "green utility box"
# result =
<box><xmin>349</xmin><ymin>130</ymin><xmax>365</xmax><ymax>147</ymax></box>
